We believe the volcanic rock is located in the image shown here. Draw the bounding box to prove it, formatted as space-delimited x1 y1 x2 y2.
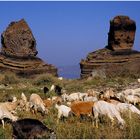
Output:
107 16 136 51
1 19 38 57
0 19 57 77
80 15 140 78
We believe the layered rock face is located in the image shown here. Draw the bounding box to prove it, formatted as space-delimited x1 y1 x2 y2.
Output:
80 15 140 78
0 19 57 77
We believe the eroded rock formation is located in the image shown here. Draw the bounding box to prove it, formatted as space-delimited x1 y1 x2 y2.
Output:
80 15 140 78
0 19 57 77
107 16 136 51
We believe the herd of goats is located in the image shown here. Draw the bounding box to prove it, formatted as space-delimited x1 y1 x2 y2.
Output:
1 80 140 138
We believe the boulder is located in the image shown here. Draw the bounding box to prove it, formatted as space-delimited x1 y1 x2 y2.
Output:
0 19 57 77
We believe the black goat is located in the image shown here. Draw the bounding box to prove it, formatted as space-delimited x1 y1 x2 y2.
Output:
55 85 62 96
43 86 49 94
12 118 56 139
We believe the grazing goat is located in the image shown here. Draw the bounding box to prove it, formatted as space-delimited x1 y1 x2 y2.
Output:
12 118 56 139
92 100 125 128
70 101 94 118
18 93 29 111
43 86 49 95
43 99 53 108
87 89 96 97
12 97 17 102
52 96 62 104
55 103 71 123
117 92 140 105
58 77 63 80
84 96 98 102
0 106 18 128
99 88 115 100
55 85 62 96
115 103 140 116
63 92 88 102
124 95 140 105
29 94 48 115
50 85 55 92
0 101 20 114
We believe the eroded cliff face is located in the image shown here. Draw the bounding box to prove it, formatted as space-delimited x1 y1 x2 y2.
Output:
0 19 57 77
80 15 140 79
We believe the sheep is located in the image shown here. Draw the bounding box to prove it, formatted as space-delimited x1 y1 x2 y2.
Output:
29 94 48 115
70 101 94 119
55 103 71 123
12 118 56 139
0 105 18 128
92 100 125 128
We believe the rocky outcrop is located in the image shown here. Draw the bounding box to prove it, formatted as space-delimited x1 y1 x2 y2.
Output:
80 15 140 78
107 16 136 51
1 19 38 57
0 19 57 77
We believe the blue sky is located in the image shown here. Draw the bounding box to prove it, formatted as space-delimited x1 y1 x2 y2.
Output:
0 1 140 67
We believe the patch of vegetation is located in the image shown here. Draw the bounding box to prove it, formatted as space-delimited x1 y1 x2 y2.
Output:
1 73 19 85
0 73 139 138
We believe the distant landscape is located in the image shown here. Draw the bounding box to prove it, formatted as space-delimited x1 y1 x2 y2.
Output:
58 65 80 79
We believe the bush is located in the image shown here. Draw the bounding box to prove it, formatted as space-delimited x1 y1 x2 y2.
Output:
1 73 19 85
33 74 59 86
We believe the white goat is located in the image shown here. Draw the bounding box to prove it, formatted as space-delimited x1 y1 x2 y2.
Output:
0 106 18 128
19 93 29 111
116 103 140 115
93 100 125 128
55 104 71 123
83 96 98 102
0 101 20 114
50 85 55 92
21 92 27 102
29 94 48 114
63 92 88 102
12 97 17 102
58 77 63 80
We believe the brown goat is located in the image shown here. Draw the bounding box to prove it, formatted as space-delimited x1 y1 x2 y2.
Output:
70 101 94 117
43 99 53 108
